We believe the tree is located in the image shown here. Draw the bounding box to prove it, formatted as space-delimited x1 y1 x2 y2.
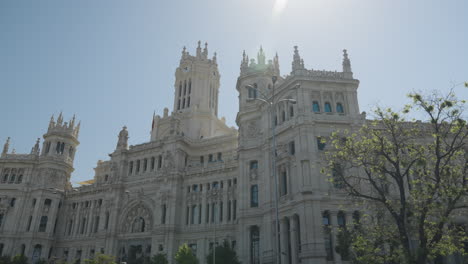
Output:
11 255 28 264
205 241 240 264
324 91 468 264
0 256 12 264
150 253 168 264
174 244 198 264
83 254 117 264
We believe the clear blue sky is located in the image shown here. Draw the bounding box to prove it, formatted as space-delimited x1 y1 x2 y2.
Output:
1 0 467 184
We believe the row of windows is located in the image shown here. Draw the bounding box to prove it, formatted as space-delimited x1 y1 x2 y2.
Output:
187 178 237 193
1 168 25 184
71 199 102 210
312 101 345 114
322 210 361 261
66 212 110 237
0 197 16 207
44 141 75 158
129 156 163 175
177 79 192 110
185 200 237 225
199 152 223 164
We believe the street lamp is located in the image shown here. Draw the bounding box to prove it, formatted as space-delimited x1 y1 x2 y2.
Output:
245 77 298 264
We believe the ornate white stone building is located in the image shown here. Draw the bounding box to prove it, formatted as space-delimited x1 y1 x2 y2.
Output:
0 42 366 264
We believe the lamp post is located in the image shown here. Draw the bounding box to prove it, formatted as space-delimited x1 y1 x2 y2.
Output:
245 77 298 264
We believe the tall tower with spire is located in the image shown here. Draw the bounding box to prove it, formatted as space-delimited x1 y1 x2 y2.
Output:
173 41 220 117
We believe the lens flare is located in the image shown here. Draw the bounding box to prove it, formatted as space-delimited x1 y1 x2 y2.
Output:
273 0 288 16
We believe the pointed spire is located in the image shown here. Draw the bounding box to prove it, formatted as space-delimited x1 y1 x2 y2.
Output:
203 42 208 58
257 46 266 65
342 49 352 75
48 114 55 130
31 138 40 155
70 114 76 128
57 112 63 125
196 40 202 58
292 45 304 72
2 137 10 157
75 121 81 138
274 52 280 75
212 52 217 64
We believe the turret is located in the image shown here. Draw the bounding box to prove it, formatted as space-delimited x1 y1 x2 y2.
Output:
239 46 280 77
291 45 305 73
1 137 10 157
342 49 353 78
41 112 80 164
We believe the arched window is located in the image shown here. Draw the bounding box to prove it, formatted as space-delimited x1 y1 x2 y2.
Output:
324 102 332 113
9 174 15 183
336 103 344 113
2 173 8 183
32 245 42 261
17 174 23 183
44 199 52 207
39 216 48 232
312 101 320 112
250 185 259 207
250 226 260 264
322 211 333 261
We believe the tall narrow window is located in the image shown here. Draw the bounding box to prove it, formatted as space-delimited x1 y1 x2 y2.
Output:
186 206 190 225
312 101 320 112
324 102 332 113
217 152 222 161
206 203 210 223
219 202 223 222
332 163 345 189
158 155 163 169
336 103 344 113
80 218 86 234
280 171 288 196
187 97 190 107
337 211 346 227
289 141 295 155
188 79 192 94
151 157 155 170
68 220 73 235
39 216 48 232
179 82 182 97
136 160 140 173
94 216 100 233
290 106 294 117
105 212 110 230
317 137 326 151
129 161 133 174
233 200 237 220
251 185 259 207
282 110 286 122
250 226 260 264
45 142 51 153
323 211 333 261
191 205 197 224
26 215 32 231
177 100 181 110
161 204 167 224
0 214 4 227
143 158 148 172
227 201 231 221
198 204 202 224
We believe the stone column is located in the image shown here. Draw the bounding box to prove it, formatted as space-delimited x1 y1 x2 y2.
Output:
330 211 341 264
290 217 299 264
280 218 289 264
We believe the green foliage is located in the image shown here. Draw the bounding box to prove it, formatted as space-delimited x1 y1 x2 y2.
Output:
0 256 12 264
324 91 468 264
150 254 168 264
83 254 117 264
205 241 241 264
174 244 198 264
11 255 28 264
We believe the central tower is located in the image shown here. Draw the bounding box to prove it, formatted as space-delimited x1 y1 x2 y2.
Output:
173 41 220 117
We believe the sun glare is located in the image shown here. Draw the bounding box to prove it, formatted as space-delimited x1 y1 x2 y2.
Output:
273 0 288 16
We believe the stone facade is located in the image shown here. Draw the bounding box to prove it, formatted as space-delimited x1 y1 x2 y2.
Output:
2 43 460 264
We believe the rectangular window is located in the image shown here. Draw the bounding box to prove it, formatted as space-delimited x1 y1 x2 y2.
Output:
208 154 213 162
219 202 223 222
151 157 155 170
191 205 196 225
136 160 140 173
217 152 222 161
158 155 163 169
317 137 326 151
198 204 202 224
227 201 231 221
250 160 258 170
129 161 133 174
186 206 190 225
289 141 295 155
200 156 204 165
0 214 3 227
233 200 237 220
281 171 288 196
206 203 210 223
143 158 147 172
161 204 167 224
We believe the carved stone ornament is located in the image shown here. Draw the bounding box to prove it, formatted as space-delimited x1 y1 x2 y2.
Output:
123 203 152 233
244 120 261 138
